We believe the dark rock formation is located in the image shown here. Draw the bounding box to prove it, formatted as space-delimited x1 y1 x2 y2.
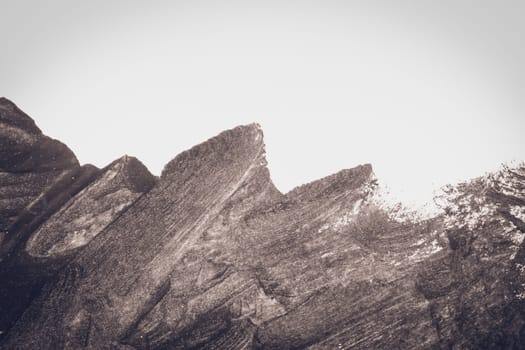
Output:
418 166 525 349
0 98 79 241
0 99 156 342
0 98 524 349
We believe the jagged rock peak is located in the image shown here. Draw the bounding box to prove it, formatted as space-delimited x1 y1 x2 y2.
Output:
1 100 524 349
416 163 525 349
0 98 78 172
25 155 157 259
105 155 157 193
161 123 266 179
286 163 376 202
0 97 41 135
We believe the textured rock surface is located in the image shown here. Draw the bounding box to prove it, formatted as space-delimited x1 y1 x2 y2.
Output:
417 165 525 349
0 97 79 242
0 97 93 338
26 155 157 258
0 98 524 349
0 99 156 341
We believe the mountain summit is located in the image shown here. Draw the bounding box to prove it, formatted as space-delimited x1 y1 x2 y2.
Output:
0 99 524 349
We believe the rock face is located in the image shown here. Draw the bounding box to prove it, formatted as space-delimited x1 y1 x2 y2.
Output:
26 156 157 259
0 97 80 244
0 98 524 349
417 166 525 349
0 99 156 342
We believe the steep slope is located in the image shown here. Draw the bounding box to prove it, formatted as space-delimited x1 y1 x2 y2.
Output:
417 165 525 349
1 119 445 349
0 99 156 341
0 99 524 349
0 97 98 338
0 97 83 252
2 123 278 348
26 155 156 259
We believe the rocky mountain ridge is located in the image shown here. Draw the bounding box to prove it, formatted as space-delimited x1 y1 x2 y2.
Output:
0 98 524 349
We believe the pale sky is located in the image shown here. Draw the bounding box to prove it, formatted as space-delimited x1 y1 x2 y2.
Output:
1 0 524 209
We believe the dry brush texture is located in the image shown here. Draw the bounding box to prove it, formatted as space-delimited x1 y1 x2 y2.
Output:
0 98 524 349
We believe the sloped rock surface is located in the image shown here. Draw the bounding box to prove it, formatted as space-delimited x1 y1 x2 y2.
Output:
0 99 524 349
417 165 525 349
26 155 156 259
0 98 76 172
0 98 79 239
0 97 95 339
0 99 156 341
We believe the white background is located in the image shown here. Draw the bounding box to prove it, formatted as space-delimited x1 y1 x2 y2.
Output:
2 0 524 209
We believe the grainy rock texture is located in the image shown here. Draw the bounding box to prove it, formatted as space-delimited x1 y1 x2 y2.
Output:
0 98 524 349
418 166 525 349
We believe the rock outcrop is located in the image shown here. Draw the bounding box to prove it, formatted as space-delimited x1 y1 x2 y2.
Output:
417 165 525 349
0 98 524 349
0 99 156 342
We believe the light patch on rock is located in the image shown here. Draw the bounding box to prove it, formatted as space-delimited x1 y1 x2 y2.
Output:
321 252 335 259
46 195 134 254
510 205 525 222
26 160 143 257
408 239 442 263
317 198 364 233
230 284 285 325
510 230 525 246
411 238 426 247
